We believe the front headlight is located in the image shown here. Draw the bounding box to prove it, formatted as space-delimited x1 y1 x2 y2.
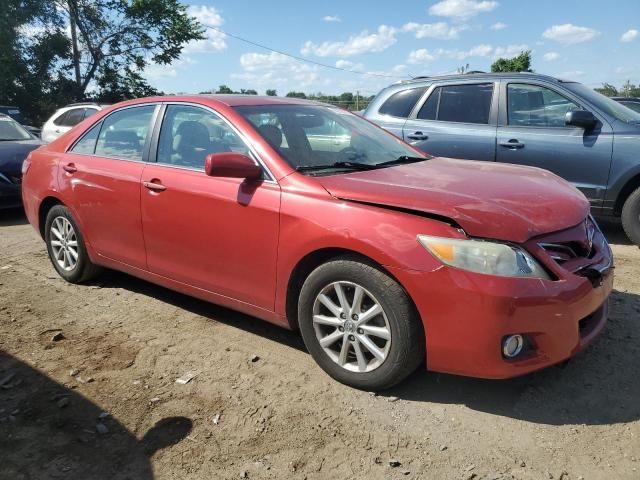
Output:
417 235 550 279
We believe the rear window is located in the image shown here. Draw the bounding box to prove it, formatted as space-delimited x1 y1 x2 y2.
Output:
378 88 426 118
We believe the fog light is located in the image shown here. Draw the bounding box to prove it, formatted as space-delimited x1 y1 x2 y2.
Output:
502 334 524 358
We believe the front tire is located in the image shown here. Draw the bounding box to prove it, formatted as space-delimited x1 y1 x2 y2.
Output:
44 205 100 283
298 257 424 390
621 187 640 246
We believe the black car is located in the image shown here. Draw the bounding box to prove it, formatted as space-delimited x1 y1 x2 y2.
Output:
612 97 640 114
0 105 41 137
0 114 43 209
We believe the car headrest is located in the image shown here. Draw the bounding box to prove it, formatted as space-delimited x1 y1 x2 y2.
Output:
258 124 283 149
172 121 210 153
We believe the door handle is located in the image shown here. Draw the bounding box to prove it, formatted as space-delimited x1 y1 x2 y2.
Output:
407 132 428 141
143 180 167 192
62 163 77 173
499 139 525 149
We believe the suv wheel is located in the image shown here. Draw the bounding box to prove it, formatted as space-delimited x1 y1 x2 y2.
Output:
621 186 640 246
44 205 101 283
298 257 424 390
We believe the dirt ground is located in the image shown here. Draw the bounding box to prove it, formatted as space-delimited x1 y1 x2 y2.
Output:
0 207 639 480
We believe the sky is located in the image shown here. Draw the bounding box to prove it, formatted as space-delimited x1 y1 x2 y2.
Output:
143 0 640 96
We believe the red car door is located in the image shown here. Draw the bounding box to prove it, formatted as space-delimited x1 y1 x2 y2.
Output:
140 104 281 310
58 104 158 269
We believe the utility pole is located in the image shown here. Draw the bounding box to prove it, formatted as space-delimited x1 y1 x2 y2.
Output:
356 90 359 111
68 0 82 98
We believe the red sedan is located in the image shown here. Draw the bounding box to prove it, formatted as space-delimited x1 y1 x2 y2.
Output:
21 95 613 390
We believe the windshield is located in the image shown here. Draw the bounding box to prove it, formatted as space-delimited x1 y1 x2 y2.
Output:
0 116 32 141
234 105 428 174
564 83 640 124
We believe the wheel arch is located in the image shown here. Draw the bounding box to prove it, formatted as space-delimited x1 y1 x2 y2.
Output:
284 247 422 333
614 173 640 215
38 196 64 239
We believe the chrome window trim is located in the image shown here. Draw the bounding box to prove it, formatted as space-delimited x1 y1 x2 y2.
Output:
66 103 159 162
155 101 277 183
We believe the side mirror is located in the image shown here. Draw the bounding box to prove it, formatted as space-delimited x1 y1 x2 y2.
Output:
204 152 262 180
565 110 598 130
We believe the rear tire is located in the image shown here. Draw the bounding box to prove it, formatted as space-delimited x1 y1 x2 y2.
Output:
44 205 101 283
298 257 424 390
621 187 640 246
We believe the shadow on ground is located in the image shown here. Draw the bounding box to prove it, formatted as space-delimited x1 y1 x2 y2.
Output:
0 351 192 480
90 269 308 353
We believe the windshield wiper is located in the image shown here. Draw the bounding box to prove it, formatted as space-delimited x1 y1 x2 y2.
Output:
296 161 378 173
374 155 428 168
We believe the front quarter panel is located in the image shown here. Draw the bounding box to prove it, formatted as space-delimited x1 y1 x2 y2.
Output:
274 174 462 317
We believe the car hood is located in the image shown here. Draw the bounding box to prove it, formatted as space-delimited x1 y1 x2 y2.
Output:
0 140 43 176
315 158 589 243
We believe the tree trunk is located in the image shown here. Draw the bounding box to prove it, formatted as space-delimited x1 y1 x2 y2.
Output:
67 0 82 99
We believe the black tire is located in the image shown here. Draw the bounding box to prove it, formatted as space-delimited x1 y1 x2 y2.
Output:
44 205 101 283
621 187 640 246
298 256 425 391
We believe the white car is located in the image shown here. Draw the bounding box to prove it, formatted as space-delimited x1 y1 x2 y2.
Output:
41 103 109 143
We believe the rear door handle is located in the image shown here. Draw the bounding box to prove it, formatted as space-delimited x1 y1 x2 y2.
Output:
62 163 77 173
499 140 525 149
407 132 428 141
143 180 167 192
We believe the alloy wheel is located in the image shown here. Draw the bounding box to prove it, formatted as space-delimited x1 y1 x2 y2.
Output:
312 281 391 373
50 216 79 272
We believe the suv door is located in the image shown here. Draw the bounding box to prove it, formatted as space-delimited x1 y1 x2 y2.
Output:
402 82 498 161
59 104 158 269
496 81 613 207
140 103 281 310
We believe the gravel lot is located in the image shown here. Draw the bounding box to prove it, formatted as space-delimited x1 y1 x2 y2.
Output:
1 207 639 480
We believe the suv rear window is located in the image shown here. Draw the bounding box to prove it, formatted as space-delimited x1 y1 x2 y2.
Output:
418 83 493 124
378 88 426 118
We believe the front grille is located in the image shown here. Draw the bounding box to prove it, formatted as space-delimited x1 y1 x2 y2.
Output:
537 217 598 269
539 241 594 265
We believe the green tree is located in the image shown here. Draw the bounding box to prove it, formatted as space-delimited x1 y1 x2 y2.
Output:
594 83 619 97
0 0 72 122
285 91 307 99
266 89 277 96
216 85 234 94
1 0 202 121
491 50 533 73
239 89 258 95
60 0 203 100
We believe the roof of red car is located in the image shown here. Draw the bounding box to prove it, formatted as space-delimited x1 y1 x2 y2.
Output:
120 94 328 108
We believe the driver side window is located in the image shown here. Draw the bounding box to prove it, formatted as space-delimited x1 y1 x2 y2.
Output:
157 105 249 169
507 84 580 127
